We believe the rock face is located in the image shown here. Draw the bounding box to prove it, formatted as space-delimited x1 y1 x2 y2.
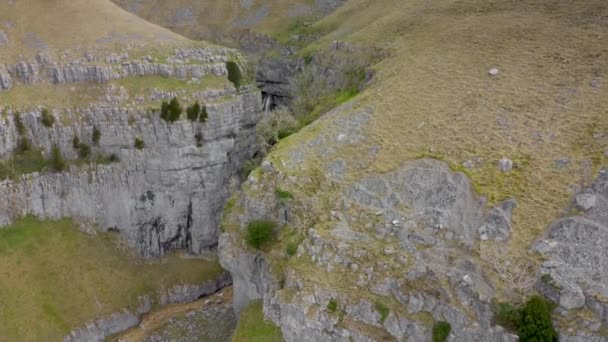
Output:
535 170 608 322
0 88 261 258
219 158 519 341
256 57 303 109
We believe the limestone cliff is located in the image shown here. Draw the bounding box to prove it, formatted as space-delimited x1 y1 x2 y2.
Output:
0 47 262 258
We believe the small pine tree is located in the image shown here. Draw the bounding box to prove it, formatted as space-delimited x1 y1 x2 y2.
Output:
51 144 65 172
199 105 208 123
186 101 200 121
432 321 451 342
41 108 55 127
92 126 101 146
168 97 182 122
160 101 170 121
226 61 243 89
72 135 80 149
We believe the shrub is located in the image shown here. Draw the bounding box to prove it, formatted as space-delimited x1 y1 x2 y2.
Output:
199 105 208 123
41 108 55 127
134 137 145 150
277 127 296 140
77 143 91 159
50 144 65 172
168 97 182 122
194 132 203 147
160 101 170 121
226 61 243 89
327 298 338 313
72 136 80 149
517 296 556 342
13 113 26 136
432 321 452 342
186 101 200 121
92 127 101 146
245 220 276 249
375 301 390 323
492 302 521 331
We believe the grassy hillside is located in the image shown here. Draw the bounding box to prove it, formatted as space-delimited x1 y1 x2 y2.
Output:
111 0 337 44
0 216 223 341
270 0 608 255
0 0 193 63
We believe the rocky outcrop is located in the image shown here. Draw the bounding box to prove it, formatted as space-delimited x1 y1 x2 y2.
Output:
536 170 608 326
0 47 234 91
64 272 232 342
219 158 520 341
0 87 261 258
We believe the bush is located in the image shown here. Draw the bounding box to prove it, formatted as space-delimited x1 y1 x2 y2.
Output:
245 220 276 249
375 301 390 323
199 105 208 123
168 97 182 122
186 101 200 121
134 137 145 150
92 126 101 146
13 113 26 136
327 298 338 313
41 108 55 127
226 61 243 89
256 106 297 150
77 143 91 159
50 144 65 172
517 296 556 342
160 101 170 121
72 136 80 149
432 321 452 342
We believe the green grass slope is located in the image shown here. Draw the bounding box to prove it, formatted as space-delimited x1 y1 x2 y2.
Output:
0 216 223 341
0 0 194 63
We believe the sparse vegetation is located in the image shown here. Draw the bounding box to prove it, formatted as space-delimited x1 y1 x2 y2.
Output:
286 241 300 256
245 220 276 249
134 137 145 150
226 61 243 89
275 188 293 202
195 132 203 147
41 108 55 127
13 112 26 136
327 298 339 313
92 126 101 146
432 321 452 342
199 105 208 123
375 301 390 323
77 143 91 159
50 144 65 172
232 300 282 342
0 149 48 180
72 135 80 149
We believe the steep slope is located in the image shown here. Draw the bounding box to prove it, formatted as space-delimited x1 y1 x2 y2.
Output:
219 0 608 340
